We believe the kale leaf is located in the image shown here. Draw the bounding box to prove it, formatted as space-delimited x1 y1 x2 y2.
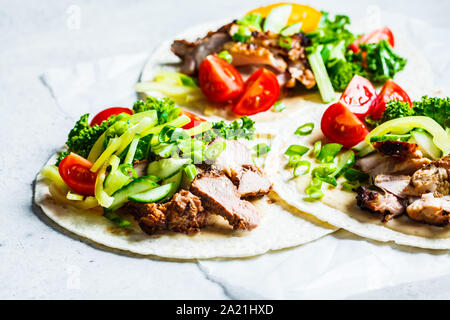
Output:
413 96 450 131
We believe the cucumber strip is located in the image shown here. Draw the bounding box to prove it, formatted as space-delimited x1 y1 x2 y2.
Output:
160 171 183 202
146 158 191 179
87 132 106 163
129 183 174 203
333 150 356 178
369 134 411 143
103 210 131 227
185 121 212 137
411 130 442 159
107 176 159 211
263 4 292 33
352 140 375 158
307 47 336 103
141 115 191 138
124 135 140 165
94 158 115 208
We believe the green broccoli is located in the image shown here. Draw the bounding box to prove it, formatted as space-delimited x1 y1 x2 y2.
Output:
201 116 256 142
133 96 181 125
64 114 112 160
359 40 407 83
413 96 450 131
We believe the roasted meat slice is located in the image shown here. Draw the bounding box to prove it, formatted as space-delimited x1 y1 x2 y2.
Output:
374 174 411 198
190 171 260 230
355 186 406 222
372 140 421 159
127 190 207 234
356 153 430 178
406 194 450 226
171 26 232 75
212 138 271 198
223 41 287 72
405 155 450 197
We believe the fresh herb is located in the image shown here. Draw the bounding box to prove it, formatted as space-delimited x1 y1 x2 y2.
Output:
272 101 286 112
413 96 450 131
132 96 181 125
285 144 310 157
295 123 315 136
253 143 271 156
217 50 233 64
202 116 256 142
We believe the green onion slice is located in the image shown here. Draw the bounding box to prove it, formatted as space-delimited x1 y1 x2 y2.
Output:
184 164 198 181
285 144 309 157
343 169 369 182
217 50 233 64
313 141 322 157
342 180 360 192
273 101 286 112
205 141 226 160
253 143 271 156
317 143 343 163
293 160 311 177
295 122 315 136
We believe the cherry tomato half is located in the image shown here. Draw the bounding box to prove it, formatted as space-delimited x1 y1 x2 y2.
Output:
198 55 244 103
339 75 377 118
349 26 394 53
181 110 206 129
90 107 133 127
321 102 370 148
232 68 280 116
58 153 97 195
369 79 411 120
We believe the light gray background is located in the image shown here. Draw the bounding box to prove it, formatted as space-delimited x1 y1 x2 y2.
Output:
1 0 449 299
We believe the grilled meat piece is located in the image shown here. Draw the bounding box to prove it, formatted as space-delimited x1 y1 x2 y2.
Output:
355 186 406 222
356 153 431 178
405 155 450 197
171 25 232 75
374 174 411 198
406 193 450 226
127 190 207 235
190 171 260 230
372 140 421 159
212 138 272 198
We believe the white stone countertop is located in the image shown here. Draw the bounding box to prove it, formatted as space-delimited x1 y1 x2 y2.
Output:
1 0 449 299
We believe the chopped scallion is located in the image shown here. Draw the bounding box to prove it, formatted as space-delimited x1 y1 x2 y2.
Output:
295 123 315 136
253 143 271 156
284 144 309 157
293 160 311 177
272 101 286 112
317 143 343 163
217 50 233 64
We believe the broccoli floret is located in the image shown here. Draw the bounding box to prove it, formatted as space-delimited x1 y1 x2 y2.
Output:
413 96 450 131
381 100 415 122
326 58 367 91
55 151 69 166
64 114 111 160
359 40 407 83
133 96 181 125
202 116 256 142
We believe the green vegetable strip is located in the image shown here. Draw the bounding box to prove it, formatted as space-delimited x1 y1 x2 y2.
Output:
285 144 310 157
143 115 190 141
253 143 271 156
317 143 343 163
344 169 369 182
124 135 140 165
295 123 315 136
103 210 131 228
313 141 322 157
184 164 198 181
87 132 106 163
307 47 336 103
94 157 115 208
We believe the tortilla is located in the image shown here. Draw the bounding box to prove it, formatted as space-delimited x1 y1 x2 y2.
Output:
264 100 450 250
34 134 335 259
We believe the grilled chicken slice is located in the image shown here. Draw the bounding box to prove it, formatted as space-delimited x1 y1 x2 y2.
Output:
374 174 411 198
372 140 422 159
190 171 260 230
406 194 450 226
355 186 405 222
405 155 450 197
212 138 272 198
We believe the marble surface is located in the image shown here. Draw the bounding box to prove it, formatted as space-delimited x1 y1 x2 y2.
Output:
1 0 450 299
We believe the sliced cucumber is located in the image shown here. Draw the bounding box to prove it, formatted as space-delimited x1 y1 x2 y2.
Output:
411 130 442 159
333 150 356 178
129 183 174 203
160 171 183 202
146 158 190 179
107 176 159 211
352 140 375 158
263 4 292 33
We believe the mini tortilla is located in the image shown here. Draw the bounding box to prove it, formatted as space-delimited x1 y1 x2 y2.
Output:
34 134 335 260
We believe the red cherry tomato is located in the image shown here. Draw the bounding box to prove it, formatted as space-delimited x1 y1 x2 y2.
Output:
369 79 411 120
232 68 280 116
349 26 395 53
339 75 377 118
181 110 206 129
198 55 244 103
90 107 133 126
58 153 97 195
321 102 370 148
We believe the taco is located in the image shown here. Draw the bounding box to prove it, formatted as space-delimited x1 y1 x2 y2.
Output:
35 97 335 259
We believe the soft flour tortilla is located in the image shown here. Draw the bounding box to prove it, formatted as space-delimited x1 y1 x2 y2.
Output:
34 134 335 260
264 101 450 250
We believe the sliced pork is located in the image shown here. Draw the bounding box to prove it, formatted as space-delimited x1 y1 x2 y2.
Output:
374 174 411 198
406 194 450 226
355 186 405 222
372 140 421 159
406 155 450 197
127 190 208 235
190 171 260 230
